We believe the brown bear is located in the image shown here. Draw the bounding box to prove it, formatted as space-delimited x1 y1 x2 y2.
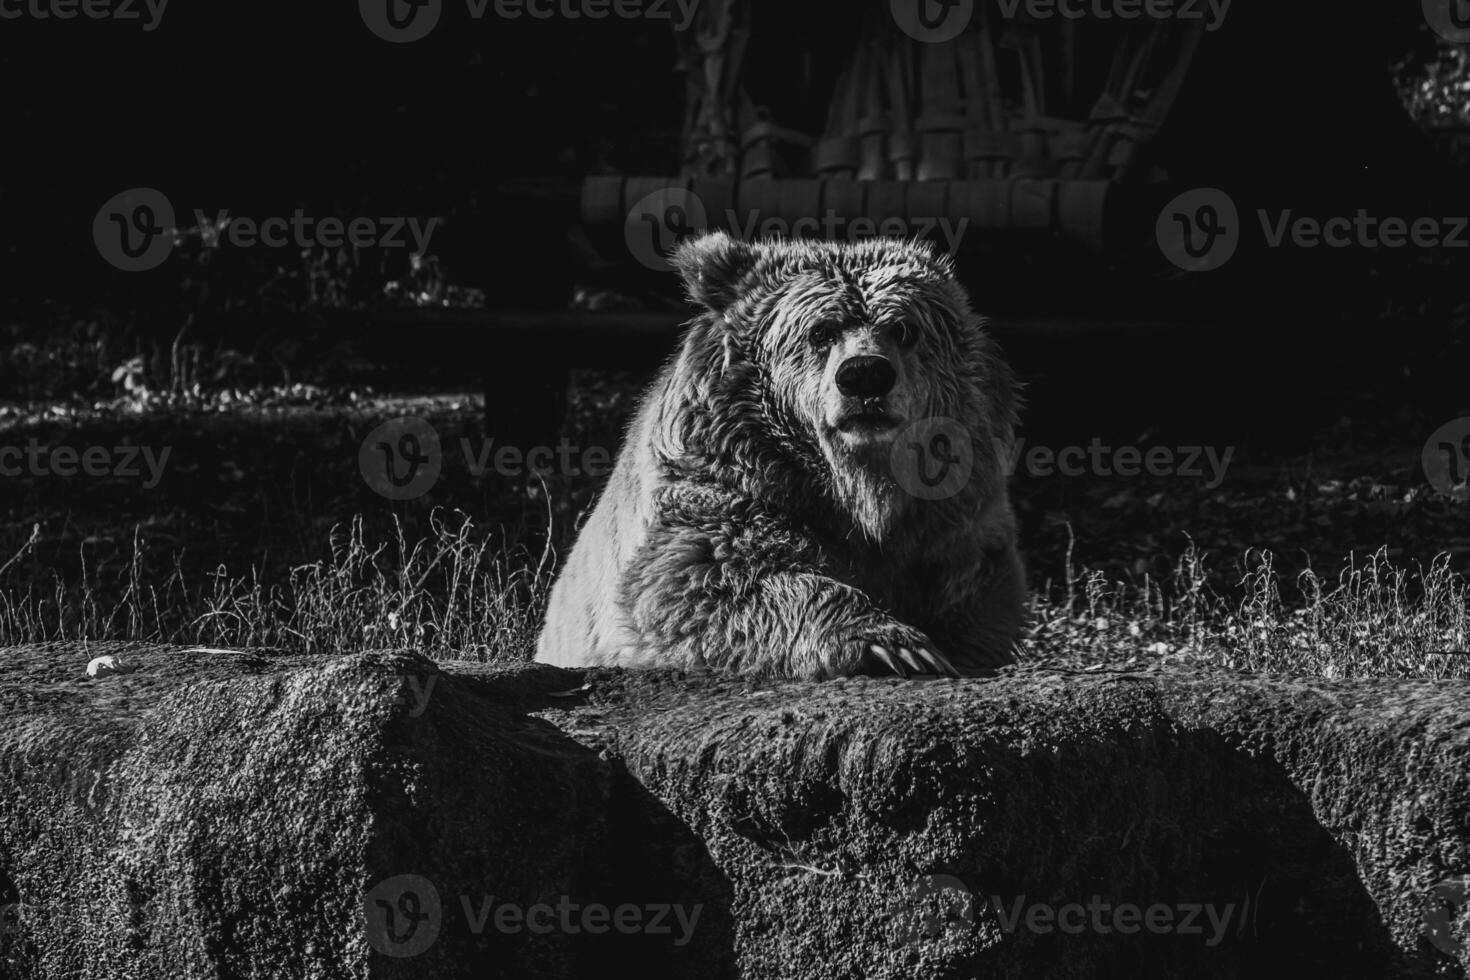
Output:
535 230 1026 678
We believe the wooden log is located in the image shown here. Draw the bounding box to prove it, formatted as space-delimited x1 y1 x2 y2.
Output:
1010 178 1057 232
1057 180 1112 251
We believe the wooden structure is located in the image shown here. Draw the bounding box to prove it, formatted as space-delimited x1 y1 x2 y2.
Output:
467 1 1212 447
577 0 1206 251
356 3 1444 451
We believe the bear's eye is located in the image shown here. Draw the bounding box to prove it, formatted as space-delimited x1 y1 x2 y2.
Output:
809 319 843 349
893 320 920 349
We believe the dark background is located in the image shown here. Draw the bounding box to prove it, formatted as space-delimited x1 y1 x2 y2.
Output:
0 2 1460 307
1 2 1468 466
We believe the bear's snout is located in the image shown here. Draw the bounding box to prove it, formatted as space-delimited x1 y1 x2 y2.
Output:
835 355 897 400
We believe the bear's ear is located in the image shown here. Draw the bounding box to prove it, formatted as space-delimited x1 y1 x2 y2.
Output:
908 236 956 278
670 231 757 315
930 247 957 279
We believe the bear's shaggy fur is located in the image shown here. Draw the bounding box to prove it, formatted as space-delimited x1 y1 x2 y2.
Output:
535 231 1026 678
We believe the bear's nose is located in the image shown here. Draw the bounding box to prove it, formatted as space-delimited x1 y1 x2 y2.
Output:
835 355 897 399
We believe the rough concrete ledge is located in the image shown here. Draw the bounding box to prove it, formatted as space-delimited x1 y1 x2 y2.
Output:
1 643 1468 979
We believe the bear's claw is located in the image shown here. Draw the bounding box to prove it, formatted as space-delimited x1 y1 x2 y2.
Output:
868 644 904 676
921 646 963 678
866 642 961 679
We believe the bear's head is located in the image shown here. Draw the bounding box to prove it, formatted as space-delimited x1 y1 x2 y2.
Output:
668 231 1018 543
